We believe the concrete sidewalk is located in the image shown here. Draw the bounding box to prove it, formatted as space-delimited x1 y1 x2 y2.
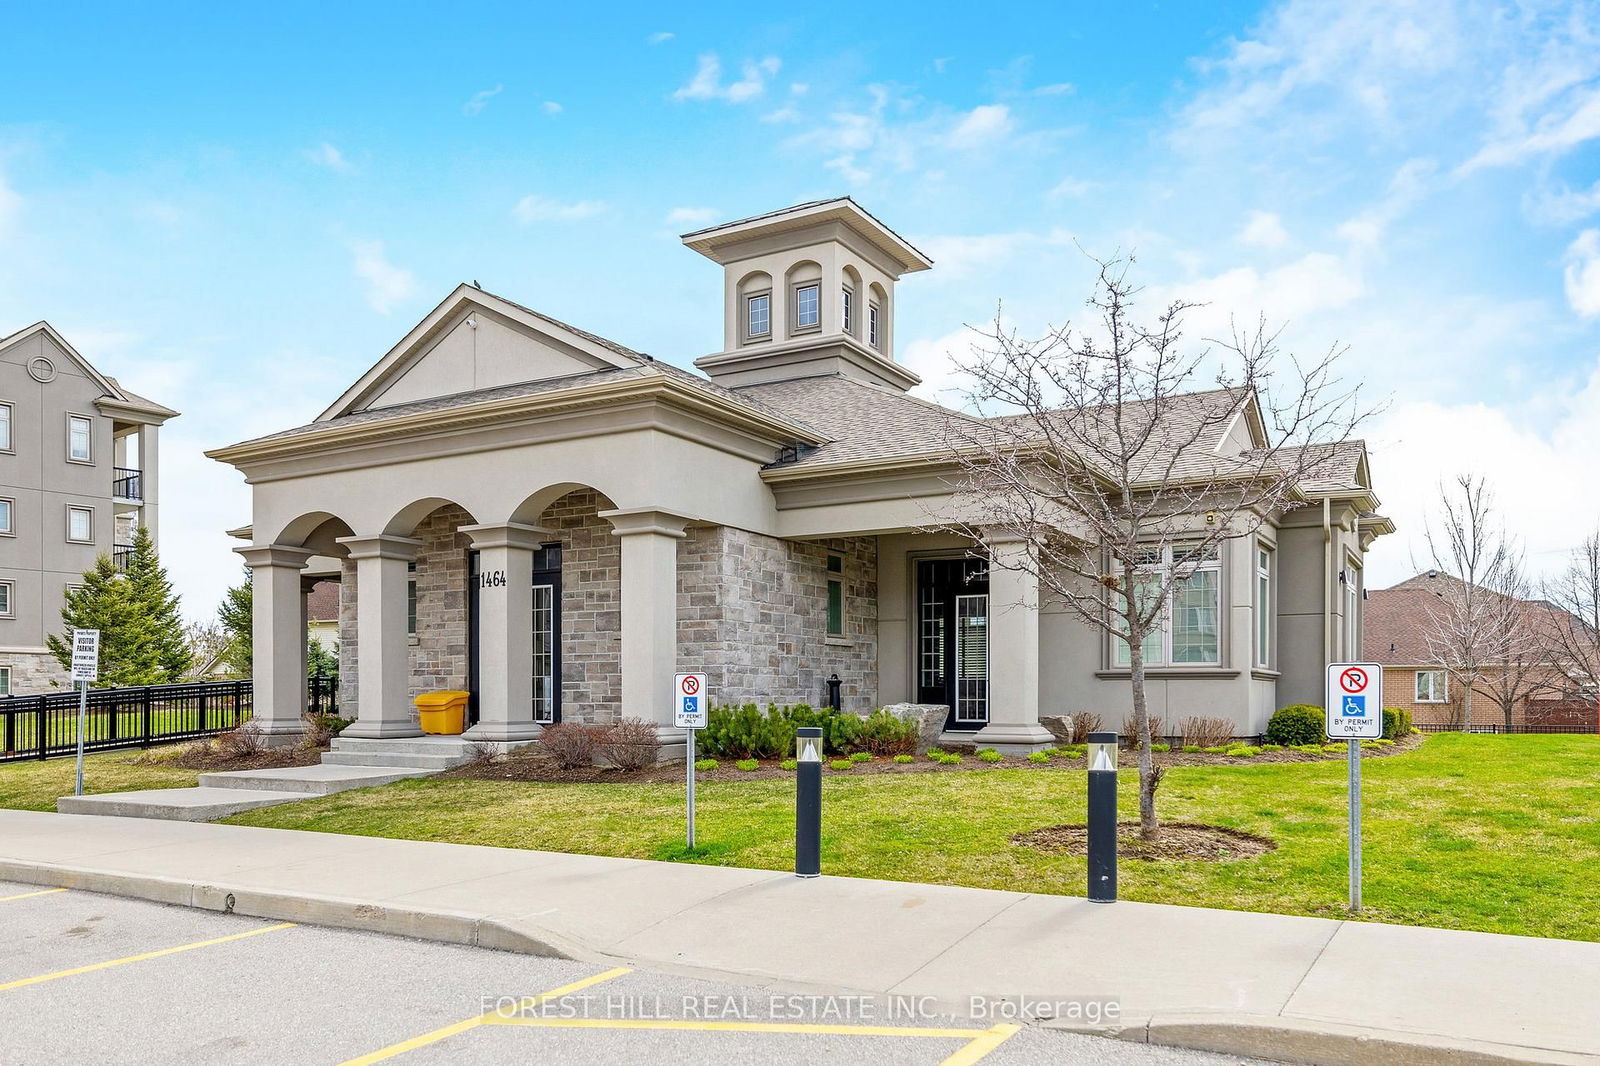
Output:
0 810 1593 1066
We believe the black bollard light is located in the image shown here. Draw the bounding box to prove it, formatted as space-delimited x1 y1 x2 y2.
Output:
1086 731 1118 903
826 674 842 711
795 726 822 878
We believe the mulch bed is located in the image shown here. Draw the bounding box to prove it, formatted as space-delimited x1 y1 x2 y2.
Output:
130 742 324 773
441 732 1426 785
1012 821 1278 862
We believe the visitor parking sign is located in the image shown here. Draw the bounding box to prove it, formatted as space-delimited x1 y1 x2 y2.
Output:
1325 662 1383 739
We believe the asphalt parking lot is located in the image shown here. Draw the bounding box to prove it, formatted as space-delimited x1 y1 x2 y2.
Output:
0 881 1273 1065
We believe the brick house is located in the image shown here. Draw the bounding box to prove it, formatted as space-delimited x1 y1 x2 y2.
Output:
1366 571 1598 731
209 199 1391 756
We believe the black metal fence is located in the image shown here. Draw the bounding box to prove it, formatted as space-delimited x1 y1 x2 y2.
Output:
1414 722 1599 735
112 466 143 501
0 676 341 763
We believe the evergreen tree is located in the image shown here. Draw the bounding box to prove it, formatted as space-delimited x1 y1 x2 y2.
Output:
121 526 191 682
46 555 143 687
307 636 339 678
217 567 253 677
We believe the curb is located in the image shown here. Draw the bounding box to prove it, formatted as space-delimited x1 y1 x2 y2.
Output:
1045 1013 1600 1066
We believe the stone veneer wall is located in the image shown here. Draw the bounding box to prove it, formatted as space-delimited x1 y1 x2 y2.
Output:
0 650 71 695
541 489 622 724
678 528 878 711
407 506 473 697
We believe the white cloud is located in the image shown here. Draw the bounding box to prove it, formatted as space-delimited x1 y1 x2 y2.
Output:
350 239 420 314
672 54 781 103
947 104 1014 149
1047 176 1094 199
463 85 504 116
902 327 984 405
303 142 353 174
512 196 607 224
664 206 719 228
1526 178 1600 225
761 106 800 124
825 154 871 185
541 101 563 115
1033 82 1075 96
1238 210 1289 249
1564 229 1600 317
647 31 674 45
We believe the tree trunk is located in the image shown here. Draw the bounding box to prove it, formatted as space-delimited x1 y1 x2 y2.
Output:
1127 633 1158 841
1462 684 1474 733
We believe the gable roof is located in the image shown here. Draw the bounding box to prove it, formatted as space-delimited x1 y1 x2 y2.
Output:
1367 572 1571 666
317 284 650 421
0 321 179 422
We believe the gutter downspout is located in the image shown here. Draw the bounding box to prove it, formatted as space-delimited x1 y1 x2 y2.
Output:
1323 498 1333 667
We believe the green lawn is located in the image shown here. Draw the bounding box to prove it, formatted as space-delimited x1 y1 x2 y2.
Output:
213 734 1600 941
0 748 199 811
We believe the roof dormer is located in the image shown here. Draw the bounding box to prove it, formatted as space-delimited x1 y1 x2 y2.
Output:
681 198 932 392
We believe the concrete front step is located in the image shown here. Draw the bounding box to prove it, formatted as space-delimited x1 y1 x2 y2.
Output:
319 751 468 770
56 787 303 822
198 764 440 794
329 736 485 757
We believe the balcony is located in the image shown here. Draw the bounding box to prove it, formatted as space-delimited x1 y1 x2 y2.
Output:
112 467 143 501
113 543 135 571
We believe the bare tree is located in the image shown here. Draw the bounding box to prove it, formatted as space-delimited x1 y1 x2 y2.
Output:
937 255 1370 841
1419 477 1522 731
1541 532 1600 710
182 620 231 682
1473 553 1554 732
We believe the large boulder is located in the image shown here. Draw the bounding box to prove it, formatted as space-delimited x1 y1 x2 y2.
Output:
878 703 949 753
1039 715 1076 745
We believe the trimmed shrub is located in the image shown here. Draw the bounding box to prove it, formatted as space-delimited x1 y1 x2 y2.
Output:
1179 716 1236 749
539 722 599 769
856 709 920 756
849 751 873 763
1382 707 1413 739
1266 705 1325 747
700 702 874 759
977 748 1003 763
735 759 760 772
595 717 659 771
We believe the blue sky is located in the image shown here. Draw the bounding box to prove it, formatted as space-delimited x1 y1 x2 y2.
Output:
5 0 1600 616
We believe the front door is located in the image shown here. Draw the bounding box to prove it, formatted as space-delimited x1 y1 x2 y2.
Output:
915 559 990 731
468 544 564 726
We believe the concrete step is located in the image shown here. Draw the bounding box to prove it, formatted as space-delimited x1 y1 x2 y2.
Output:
56 787 303 822
197 764 440 795
319 751 469 770
329 736 481 757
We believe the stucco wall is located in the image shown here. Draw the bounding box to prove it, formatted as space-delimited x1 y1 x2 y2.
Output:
679 527 878 711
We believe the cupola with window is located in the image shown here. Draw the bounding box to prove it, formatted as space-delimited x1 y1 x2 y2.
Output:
679 198 932 391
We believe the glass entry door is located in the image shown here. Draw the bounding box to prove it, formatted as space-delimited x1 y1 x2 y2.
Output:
468 545 563 726
916 559 990 731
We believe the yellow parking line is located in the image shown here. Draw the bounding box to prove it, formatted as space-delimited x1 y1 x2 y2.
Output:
0 921 294 993
0 888 67 903
942 1022 1022 1065
338 966 633 1066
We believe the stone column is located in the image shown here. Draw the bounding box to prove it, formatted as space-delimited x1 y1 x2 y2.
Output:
236 545 315 747
972 534 1055 754
600 508 690 750
336 534 424 739
460 522 549 742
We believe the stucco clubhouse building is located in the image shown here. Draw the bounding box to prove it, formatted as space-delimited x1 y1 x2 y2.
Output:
210 199 1391 754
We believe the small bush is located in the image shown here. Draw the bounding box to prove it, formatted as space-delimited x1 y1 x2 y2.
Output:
1292 743 1324 753
1120 714 1166 747
735 758 760 771
540 722 599 769
214 722 265 760
830 758 854 770
1027 751 1050 764
937 751 963 764
1265 705 1325 747
977 748 1002 763
925 747 947 759
595 717 659 771
1323 744 1344 753
1181 745 1202 754
1067 711 1104 742
694 758 719 772
1202 746 1228 754
1382 707 1414 739
1051 745 1085 759
1225 745 1261 757
1179 716 1235 749
856 709 920 756
849 750 873 763
892 754 914 764
299 713 350 749
1259 743 1283 752
1150 742 1171 753
780 758 798 771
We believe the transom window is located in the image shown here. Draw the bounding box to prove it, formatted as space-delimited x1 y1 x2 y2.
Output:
1112 542 1223 667
1256 546 1273 668
0 402 11 451
1416 670 1448 703
67 505 93 543
794 283 820 330
68 415 92 462
746 293 771 338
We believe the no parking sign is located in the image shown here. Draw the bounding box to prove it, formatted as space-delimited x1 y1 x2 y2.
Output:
1325 663 1383 740
675 673 707 729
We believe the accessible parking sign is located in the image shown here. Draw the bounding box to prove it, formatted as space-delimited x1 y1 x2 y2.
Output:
1325 662 1383 740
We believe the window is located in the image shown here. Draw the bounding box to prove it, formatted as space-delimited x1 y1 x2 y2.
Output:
407 562 418 636
0 401 11 451
67 505 93 543
841 288 854 334
0 497 11 536
794 283 820 330
1256 546 1273 668
868 302 881 348
1416 670 1448 703
1112 542 1223 667
826 553 845 637
1344 567 1361 658
68 415 92 463
0 667 10 697
746 293 771 339
0 580 11 617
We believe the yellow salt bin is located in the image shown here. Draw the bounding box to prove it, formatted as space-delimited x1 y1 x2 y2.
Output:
415 690 470 735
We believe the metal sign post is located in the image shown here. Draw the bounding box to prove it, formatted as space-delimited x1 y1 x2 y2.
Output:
70 629 100 797
1326 661 1382 912
675 672 708 850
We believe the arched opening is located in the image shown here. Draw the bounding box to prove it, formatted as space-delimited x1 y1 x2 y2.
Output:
737 270 773 344
785 260 823 336
867 282 889 352
841 265 863 339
